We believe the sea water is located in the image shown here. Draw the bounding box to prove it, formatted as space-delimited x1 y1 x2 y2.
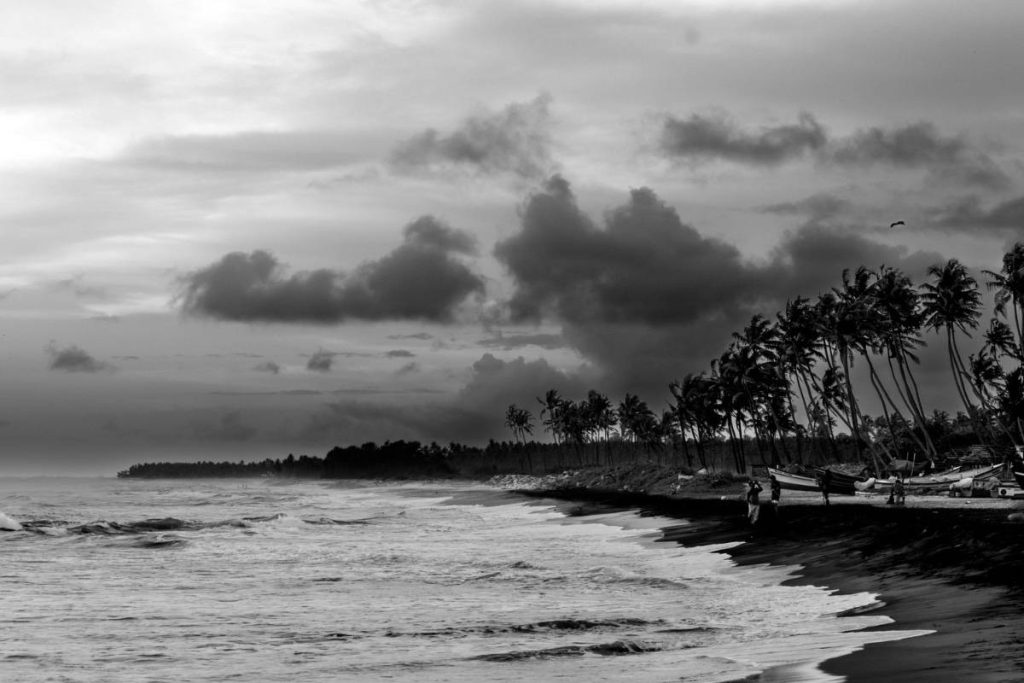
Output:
0 478 926 682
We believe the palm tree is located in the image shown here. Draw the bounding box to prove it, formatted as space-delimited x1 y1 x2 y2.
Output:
984 242 1024 349
920 259 987 442
537 389 567 444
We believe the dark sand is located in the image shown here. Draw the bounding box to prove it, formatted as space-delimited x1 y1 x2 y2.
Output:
517 488 1024 682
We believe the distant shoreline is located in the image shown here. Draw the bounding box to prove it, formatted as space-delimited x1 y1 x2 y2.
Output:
512 486 1024 682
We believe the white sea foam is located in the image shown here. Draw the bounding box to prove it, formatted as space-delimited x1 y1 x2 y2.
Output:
0 510 21 530
0 478 925 682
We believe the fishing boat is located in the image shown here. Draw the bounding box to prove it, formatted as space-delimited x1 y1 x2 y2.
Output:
870 463 1003 491
766 467 819 492
766 467 858 495
1012 448 1024 490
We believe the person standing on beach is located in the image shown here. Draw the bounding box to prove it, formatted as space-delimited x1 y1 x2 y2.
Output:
818 470 832 506
746 480 763 524
769 475 781 506
893 476 906 506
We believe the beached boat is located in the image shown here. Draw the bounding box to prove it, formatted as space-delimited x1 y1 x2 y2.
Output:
1011 449 1024 490
869 463 1002 491
767 467 819 492
766 467 858 495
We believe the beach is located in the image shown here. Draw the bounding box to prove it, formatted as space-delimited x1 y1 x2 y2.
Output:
512 480 1024 682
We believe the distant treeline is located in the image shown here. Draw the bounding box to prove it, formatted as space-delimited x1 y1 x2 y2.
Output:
117 434 864 480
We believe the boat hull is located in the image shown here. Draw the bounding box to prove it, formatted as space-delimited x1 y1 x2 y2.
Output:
767 468 820 492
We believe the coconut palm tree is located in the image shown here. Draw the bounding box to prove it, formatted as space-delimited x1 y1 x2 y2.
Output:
920 259 987 442
984 242 1024 349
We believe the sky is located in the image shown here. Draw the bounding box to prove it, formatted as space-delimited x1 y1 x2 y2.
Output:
2 0 1024 475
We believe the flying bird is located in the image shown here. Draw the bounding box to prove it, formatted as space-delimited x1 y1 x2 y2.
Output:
889 220 905 229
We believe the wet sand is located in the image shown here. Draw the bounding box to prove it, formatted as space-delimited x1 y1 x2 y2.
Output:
518 487 1024 682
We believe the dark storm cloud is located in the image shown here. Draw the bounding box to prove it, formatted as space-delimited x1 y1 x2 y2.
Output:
829 121 1009 189
122 130 369 171
46 344 114 373
178 216 484 323
495 177 948 399
307 350 335 373
385 350 415 358
659 112 827 165
934 194 1024 229
253 361 281 374
390 94 554 178
494 175 764 325
761 193 851 221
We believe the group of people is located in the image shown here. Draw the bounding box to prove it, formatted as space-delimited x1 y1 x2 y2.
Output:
887 476 906 505
745 469 908 524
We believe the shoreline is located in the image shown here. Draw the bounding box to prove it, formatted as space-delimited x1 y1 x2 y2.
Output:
514 487 1024 682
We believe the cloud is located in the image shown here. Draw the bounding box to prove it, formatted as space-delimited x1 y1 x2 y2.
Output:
395 361 419 376
390 94 554 178
494 176 949 398
494 175 765 326
933 194 1024 229
658 111 1008 188
829 121 1008 189
307 350 335 373
254 361 281 374
659 112 826 165
46 344 114 373
388 332 434 340
761 193 851 221
477 332 566 350
386 350 415 358
178 216 484 323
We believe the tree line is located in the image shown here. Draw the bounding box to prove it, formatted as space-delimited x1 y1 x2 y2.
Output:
506 245 1024 476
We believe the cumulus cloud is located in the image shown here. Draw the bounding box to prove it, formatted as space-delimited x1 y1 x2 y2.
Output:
390 94 554 178
178 216 484 323
494 176 948 397
46 344 114 373
660 112 826 165
494 175 766 325
307 350 335 373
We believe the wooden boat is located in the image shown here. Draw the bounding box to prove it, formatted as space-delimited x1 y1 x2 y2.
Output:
766 467 858 495
1011 448 1024 489
814 468 860 495
767 467 819 492
870 463 1002 491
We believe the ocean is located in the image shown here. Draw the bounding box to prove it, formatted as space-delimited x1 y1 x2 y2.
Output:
0 478 926 682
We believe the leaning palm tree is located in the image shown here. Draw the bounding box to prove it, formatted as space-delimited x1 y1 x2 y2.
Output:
984 242 1024 350
920 259 987 442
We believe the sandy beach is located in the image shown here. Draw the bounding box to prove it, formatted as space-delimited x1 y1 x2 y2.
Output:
512 483 1024 682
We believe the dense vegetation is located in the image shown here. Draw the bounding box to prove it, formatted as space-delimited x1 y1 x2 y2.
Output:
121 244 1024 480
